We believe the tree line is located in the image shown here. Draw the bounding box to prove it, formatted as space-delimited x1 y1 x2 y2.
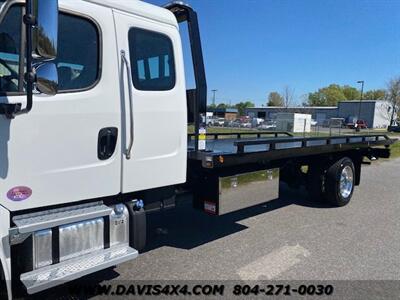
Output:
207 76 400 120
267 77 400 108
207 101 255 116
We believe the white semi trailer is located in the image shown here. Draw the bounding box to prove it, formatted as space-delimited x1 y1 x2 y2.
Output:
0 0 396 298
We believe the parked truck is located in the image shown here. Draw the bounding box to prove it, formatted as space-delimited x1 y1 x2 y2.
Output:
0 0 396 298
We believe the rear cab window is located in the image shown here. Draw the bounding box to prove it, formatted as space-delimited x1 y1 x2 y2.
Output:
128 28 175 91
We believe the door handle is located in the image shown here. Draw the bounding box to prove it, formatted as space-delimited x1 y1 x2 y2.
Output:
121 50 134 160
98 127 118 160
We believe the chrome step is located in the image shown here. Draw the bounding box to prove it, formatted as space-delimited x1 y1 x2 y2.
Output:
20 244 138 294
12 201 112 234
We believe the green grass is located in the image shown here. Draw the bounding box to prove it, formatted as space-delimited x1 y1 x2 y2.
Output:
390 141 400 159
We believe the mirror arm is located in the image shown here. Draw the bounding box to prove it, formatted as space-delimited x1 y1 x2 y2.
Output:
21 0 34 115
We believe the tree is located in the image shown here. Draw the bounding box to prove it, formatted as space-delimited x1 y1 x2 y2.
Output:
363 89 386 100
306 84 346 106
342 85 361 100
216 103 228 109
386 77 400 125
207 103 217 110
235 101 255 116
282 85 295 108
267 92 284 106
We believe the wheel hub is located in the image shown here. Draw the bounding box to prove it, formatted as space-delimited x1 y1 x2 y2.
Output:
339 165 354 198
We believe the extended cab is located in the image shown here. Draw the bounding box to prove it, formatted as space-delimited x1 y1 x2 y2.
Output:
0 1 396 299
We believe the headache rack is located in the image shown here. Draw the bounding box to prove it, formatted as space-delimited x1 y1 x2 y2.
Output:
188 133 396 169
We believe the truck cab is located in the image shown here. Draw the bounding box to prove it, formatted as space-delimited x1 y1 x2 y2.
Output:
0 0 188 211
0 1 396 299
0 0 197 297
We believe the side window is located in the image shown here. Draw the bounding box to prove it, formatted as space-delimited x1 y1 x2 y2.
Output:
128 28 175 91
0 7 99 94
0 5 23 94
56 13 100 91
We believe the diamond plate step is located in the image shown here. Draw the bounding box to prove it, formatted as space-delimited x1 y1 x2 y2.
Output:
13 201 112 234
21 244 138 294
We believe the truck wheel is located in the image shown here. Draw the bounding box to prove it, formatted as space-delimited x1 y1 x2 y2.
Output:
325 157 355 207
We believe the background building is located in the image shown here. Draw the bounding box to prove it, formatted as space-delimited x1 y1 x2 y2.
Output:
245 100 393 128
337 101 392 128
209 108 238 120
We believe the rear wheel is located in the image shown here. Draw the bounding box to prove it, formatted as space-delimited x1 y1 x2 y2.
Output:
325 157 355 207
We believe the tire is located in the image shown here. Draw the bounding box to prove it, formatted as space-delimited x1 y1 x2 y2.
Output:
325 157 355 207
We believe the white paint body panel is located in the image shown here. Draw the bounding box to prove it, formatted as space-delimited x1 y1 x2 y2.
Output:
0 1 122 212
84 0 178 28
0 205 11 299
0 0 187 212
114 10 187 193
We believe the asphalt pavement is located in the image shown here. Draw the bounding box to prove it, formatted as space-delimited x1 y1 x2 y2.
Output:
36 158 400 299
114 158 400 282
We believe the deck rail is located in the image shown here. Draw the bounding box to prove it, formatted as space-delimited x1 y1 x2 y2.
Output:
187 131 293 142
234 134 391 154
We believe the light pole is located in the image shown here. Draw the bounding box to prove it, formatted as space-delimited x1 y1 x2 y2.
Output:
211 89 217 106
357 80 364 120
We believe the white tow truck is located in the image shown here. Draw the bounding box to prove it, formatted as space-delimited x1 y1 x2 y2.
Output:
0 0 396 298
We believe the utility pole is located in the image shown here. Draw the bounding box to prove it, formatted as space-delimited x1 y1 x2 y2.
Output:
211 89 217 106
357 80 364 120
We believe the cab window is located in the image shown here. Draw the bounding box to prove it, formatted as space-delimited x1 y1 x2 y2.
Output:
0 5 23 94
129 28 176 91
0 6 100 94
56 13 100 91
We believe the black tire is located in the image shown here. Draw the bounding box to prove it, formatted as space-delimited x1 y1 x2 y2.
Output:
307 164 327 202
325 157 355 207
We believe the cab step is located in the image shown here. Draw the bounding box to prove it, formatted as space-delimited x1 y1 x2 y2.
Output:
20 243 138 294
12 201 112 234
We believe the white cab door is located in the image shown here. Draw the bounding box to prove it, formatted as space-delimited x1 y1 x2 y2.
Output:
114 11 187 193
0 1 121 211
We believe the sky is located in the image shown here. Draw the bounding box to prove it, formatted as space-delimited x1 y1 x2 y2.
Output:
145 0 400 106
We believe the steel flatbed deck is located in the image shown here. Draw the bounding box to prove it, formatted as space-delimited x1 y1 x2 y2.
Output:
188 132 396 169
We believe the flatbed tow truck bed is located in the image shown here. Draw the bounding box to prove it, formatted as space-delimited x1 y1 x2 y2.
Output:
188 131 396 169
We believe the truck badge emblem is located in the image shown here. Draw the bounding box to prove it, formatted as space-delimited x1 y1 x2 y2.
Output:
7 186 32 201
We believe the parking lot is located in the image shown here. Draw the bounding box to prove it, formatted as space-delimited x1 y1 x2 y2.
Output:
36 157 400 299
112 158 400 282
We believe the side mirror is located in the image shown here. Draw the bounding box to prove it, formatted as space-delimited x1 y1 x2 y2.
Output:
35 63 58 95
32 0 58 60
0 0 58 118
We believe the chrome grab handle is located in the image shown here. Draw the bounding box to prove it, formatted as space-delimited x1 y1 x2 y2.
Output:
121 50 134 160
